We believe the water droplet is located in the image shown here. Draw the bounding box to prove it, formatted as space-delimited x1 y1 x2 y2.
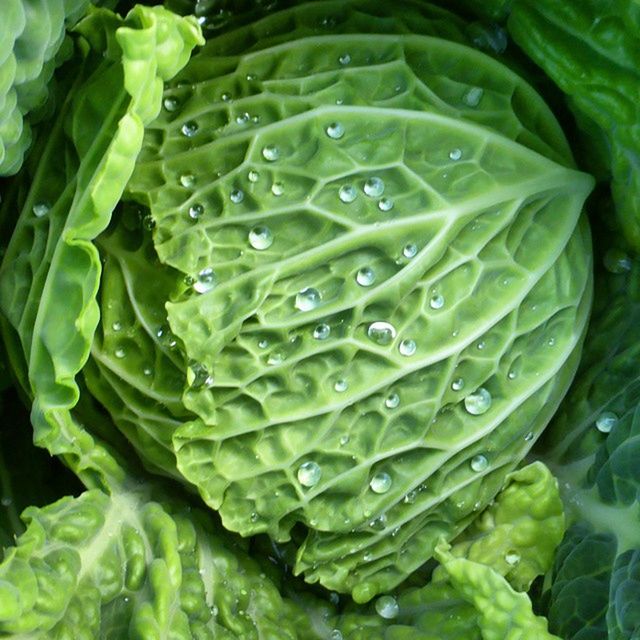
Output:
248 226 273 250
363 177 385 197
262 145 280 161
295 287 322 311
547 337 556 346
248 169 260 183
163 96 179 112
230 189 244 204
363 552 373 562
470 454 489 472
404 490 417 504
339 434 350 446
403 243 418 258
524 431 534 441
221 92 232 102
142 215 155 231
356 266 376 287
329 630 343 640
187 360 215 389
367 321 397 346
143 366 153 376
115 347 126 359
338 53 351 65
258 339 269 349
505 551 521 566
271 181 284 196
181 121 199 137
370 472 392 494
334 378 348 392
596 411 618 433
325 122 345 139
193 267 216 293
235 112 250 124
464 388 492 415
246 73 258 81
313 323 331 340
463 86 484 107
449 148 463 161
378 197 394 212
297 461 321 487
338 184 357 203
1 496 12 507
399 339 416 356
369 514 387 531
32 202 50 217
156 324 177 349
476 340 486 350
603 248 632 274
507 370 517 380
267 351 284 365
111 321 122 332
429 294 444 309
385 392 400 409
375 595 399 619
189 203 204 220
250 512 259 523
451 377 465 391
180 173 196 188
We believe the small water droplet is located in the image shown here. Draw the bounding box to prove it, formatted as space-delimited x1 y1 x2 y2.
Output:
250 512 259 523
187 360 215 390
235 112 250 124
404 490 417 504
295 287 322 311
267 351 284 365
507 370 517 380
369 514 387 531
338 53 351 65
32 202 50 217
399 339 416 356
313 323 331 340
143 366 153 376
329 630 344 640
429 294 444 309
339 434 350 446
181 121 199 137
375 595 399 619
385 392 400 409
258 339 269 349
463 86 484 107
547 337 556 346
464 388 492 415
180 173 196 188
262 145 280 161
325 122 345 139
403 243 418 258
595 411 618 433
221 92 232 102
230 189 244 204
189 203 204 220
476 340 486 350
470 454 489 472
156 324 177 349
505 551 521 566
115 347 126 359
338 184 357 203
248 226 273 250
370 472 392 494
356 266 376 287
334 378 348 392
271 181 284 196
524 431 534 441
367 321 397 346
111 321 122 332
449 148 463 161
297 461 321 487
248 169 260 183
193 267 216 293
451 377 465 391
378 197 394 212
603 248 632 274
363 177 385 197
163 96 179 112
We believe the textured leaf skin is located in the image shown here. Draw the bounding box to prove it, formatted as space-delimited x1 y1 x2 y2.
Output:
101 0 594 600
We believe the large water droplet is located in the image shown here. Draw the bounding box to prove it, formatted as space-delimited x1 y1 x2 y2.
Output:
448 148 463 161
295 287 322 311
180 173 196 188
262 145 280 161
363 177 385 197
297 461 321 487
470 454 489 472
385 392 400 409
451 377 465 391
189 203 204 220
429 294 444 309
271 181 284 196
193 267 216 293
370 472 392 494
367 321 397 346
181 121 199 137
356 266 376 287
163 96 179 112
313 323 331 340
375 595 399 619
338 184 357 203
325 122 345 139
399 339 416 356
334 378 348 393
464 388 492 415
403 243 418 258
248 226 273 250
463 86 484 107
230 189 244 204
378 197 394 212
595 411 618 433
32 202 50 217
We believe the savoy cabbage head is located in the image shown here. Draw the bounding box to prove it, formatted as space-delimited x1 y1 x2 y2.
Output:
0 0 637 639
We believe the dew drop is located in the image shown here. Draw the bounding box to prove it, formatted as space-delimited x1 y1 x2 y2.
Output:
325 122 345 139
180 173 196 188
507 370 517 380
603 248 632 274
339 435 350 446
385 392 400 409
524 431 534 441
271 181 284 196
334 378 348 393
313 323 331 340
248 169 260 183
403 243 418 258
193 267 216 293
189 203 204 220
470 454 489 472
369 514 387 531
399 339 416 357
250 512 259 523
451 377 465 391
143 366 153 376
295 287 322 311
429 294 444 309
156 325 177 349
476 340 486 350
267 351 284 365
338 53 351 65
230 189 244 204
330 630 344 640
464 388 492 415
297 461 321 487
235 112 250 124
111 321 122 332
505 551 521 566
338 184 357 203
114 347 126 359
248 226 273 250
449 148 463 161
356 266 376 287
32 202 50 217
595 411 618 433
163 96 179 112
262 144 280 161
370 472 392 494
404 490 417 504
367 321 397 346
463 86 484 107
363 177 385 197
181 120 199 137
258 339 269 349
375 595 399 619
221 92 232 102
378 197 394 212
